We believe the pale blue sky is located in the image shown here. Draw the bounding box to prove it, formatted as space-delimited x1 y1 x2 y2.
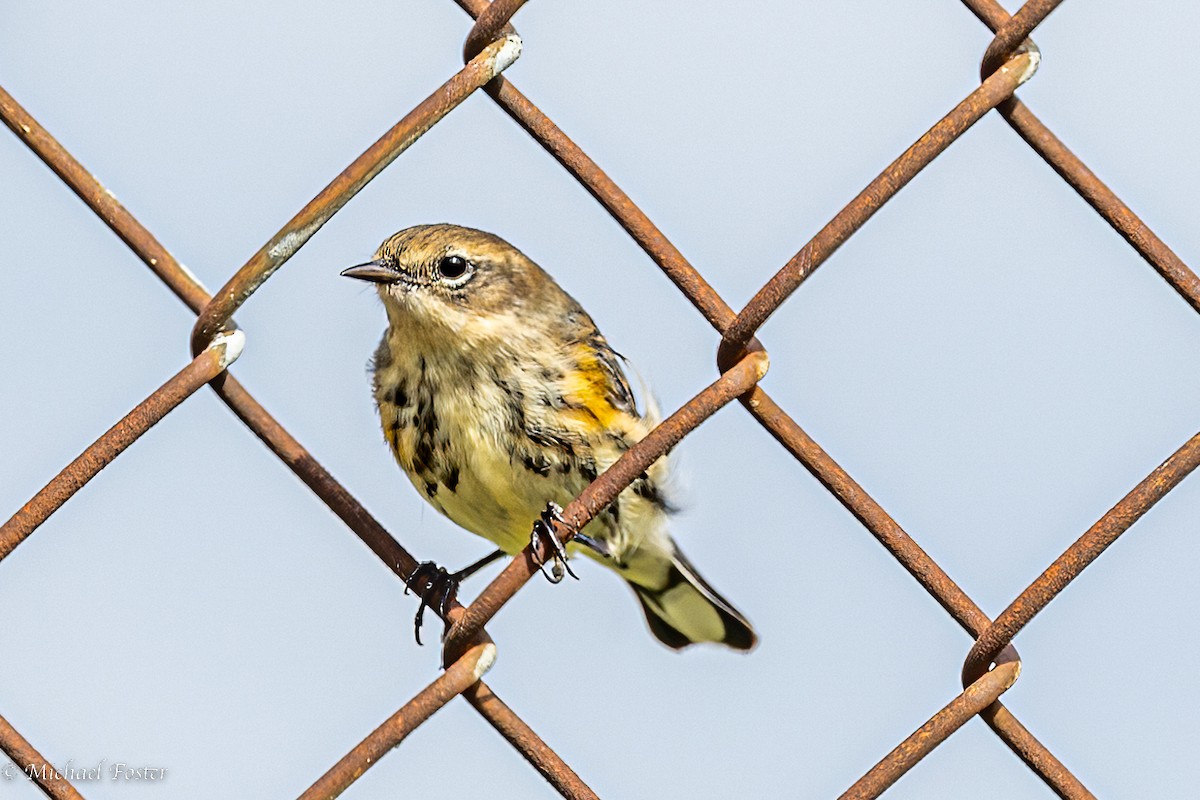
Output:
2 2 1198 798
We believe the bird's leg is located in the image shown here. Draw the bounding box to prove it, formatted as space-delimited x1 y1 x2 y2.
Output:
405 561 445 646
573 532 612 560
529 502 579 583
453 548 508 581
405 549 506 645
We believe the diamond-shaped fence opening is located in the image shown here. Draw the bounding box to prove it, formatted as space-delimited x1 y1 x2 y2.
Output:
2 1 1197 798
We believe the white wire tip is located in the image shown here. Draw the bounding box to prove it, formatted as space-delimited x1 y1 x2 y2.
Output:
210 329 246 369
489 34 523 75
1009 41 1041 86
472 642 498 680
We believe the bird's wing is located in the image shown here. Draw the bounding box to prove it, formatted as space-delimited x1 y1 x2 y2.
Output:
556 325 642 432
587 330 637 416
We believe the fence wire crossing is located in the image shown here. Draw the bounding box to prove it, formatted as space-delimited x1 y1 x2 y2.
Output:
1 0 1195 797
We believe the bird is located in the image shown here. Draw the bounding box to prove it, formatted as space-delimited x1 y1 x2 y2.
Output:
342 223 756 651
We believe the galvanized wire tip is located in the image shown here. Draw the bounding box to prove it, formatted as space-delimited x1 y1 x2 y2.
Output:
473 641 498 680
462 0 527 65
1002 41 1041 87
749 349 770 381
208 329 246 370
488 34 523 77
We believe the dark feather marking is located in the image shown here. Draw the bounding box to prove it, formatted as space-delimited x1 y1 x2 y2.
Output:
411 357 442 485
490 369 531 438
522 454 552 476
527 425 575 455
608 432 631 451
633 474 673 512
584 331 636 416
412 407 436 475
386 379 410 409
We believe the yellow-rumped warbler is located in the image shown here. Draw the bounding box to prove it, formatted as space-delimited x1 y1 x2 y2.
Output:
342 224 755 651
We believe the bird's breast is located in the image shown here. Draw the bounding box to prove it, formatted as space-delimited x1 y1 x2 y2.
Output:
372 336 592 552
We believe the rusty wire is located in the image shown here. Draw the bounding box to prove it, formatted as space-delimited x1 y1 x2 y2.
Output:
0 715 84 800
1 0 1196 797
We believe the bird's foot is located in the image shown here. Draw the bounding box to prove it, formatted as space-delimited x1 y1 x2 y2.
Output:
404 549 505 646
529 502 578 584
405 561 457 646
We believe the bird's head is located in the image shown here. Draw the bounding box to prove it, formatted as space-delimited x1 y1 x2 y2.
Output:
342 224 570 343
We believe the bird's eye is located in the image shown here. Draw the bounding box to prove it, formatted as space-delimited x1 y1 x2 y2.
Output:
437 255 470 281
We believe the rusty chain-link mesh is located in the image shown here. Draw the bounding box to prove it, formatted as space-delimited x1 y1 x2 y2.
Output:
2 1 1194 797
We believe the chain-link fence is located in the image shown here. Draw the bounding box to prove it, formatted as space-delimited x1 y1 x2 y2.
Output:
2 1 1196 797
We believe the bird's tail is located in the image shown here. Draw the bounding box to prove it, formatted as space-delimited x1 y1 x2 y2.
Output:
629 548 757 651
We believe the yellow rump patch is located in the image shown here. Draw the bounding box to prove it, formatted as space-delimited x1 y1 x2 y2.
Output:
561 346 623 429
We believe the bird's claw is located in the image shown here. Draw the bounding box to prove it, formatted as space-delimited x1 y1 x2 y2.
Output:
405 561 459 646
574 532 612 560
530 502 578 584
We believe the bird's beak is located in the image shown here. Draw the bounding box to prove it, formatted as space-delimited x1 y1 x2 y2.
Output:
341 259 402 284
